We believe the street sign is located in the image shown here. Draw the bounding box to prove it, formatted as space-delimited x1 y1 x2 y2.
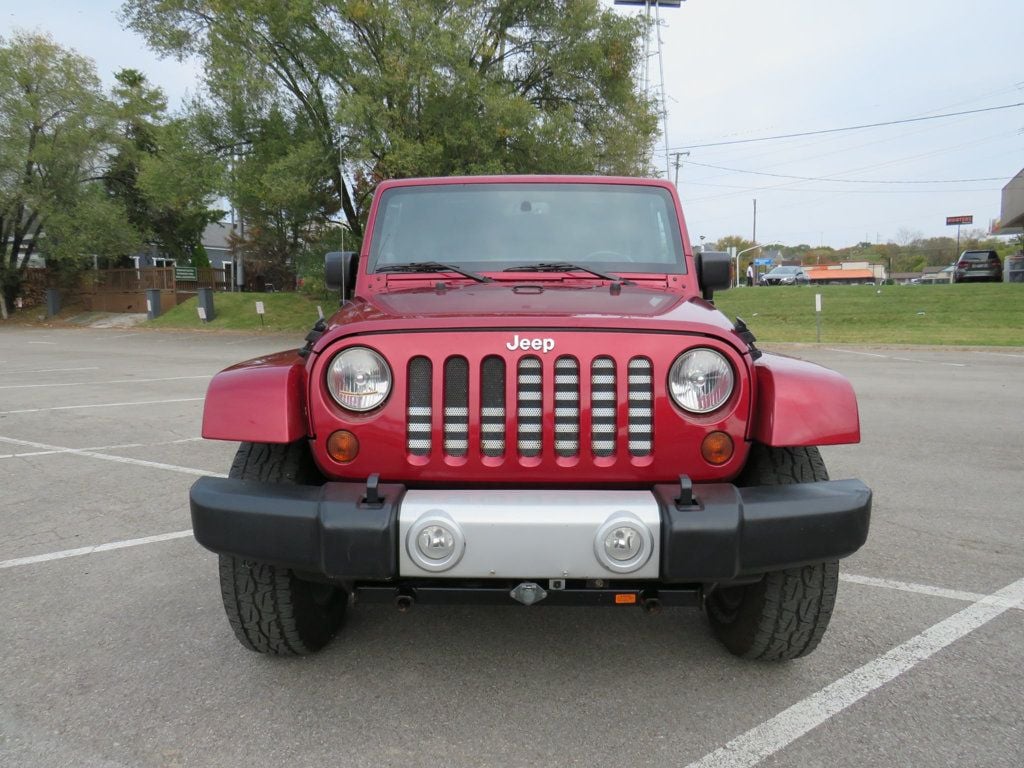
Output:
754 257 773 266
255 301 265 315
175 265 198 281
946 215 973 226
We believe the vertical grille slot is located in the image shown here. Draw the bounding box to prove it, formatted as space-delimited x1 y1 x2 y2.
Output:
591 357 616 457
628 357 653 457
407 357 432 456
443 357 469 457
517 357 543 457
480 356 506 457
554 357 580 457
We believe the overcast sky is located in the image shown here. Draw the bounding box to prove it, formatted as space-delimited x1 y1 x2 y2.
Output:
4 0 1023 248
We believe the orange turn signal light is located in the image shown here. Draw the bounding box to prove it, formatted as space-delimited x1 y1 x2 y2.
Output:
614 593 638 605
327 430 359 463
701 431 734 465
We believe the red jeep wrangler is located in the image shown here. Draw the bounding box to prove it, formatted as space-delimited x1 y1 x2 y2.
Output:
190 176 871 660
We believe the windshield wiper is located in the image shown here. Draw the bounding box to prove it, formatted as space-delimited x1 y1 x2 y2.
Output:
502 262 634 285
375 261 493 283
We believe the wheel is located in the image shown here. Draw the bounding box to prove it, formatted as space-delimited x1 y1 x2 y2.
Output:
217 442 347 655
705 445 839 661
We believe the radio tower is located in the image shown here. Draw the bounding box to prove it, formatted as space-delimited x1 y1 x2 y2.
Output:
614 1 684 180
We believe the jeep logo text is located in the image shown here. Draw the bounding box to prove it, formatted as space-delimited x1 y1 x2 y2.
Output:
506 335 555 353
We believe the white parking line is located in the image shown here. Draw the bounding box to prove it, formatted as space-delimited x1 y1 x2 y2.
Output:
0 436 226 478
0 397 204 415
26 341 56 345
0 442 144 459
972 351 1024 359
826 348 887 358
826 348 967 367
0 374 209 390
684 575 1024 768
0 530 194 570
4 366 100 375
837 572 1023 607
0 436 204 461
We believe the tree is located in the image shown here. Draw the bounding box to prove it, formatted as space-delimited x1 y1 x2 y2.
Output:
106 69 223 262
122 0 658 242
713 235 755 254
226 105 339 267
0 32 139 307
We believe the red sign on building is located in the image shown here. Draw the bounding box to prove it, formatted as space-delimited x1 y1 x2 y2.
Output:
946 215 973 225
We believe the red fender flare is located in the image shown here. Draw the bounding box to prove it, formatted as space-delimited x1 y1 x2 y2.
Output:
750 353 861 447
201 351 308 444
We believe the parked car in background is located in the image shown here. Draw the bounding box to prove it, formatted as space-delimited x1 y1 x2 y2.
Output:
954 250 1003 283
761 265 809 285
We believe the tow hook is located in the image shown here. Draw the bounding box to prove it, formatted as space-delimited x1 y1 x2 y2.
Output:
395 592 415 612
641 597 663 615
510 582 548 606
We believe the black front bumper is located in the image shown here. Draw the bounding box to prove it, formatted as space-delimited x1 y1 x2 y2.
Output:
189 477 871 583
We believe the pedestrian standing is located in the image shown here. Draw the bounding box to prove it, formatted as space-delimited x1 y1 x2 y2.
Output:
746 263 755 287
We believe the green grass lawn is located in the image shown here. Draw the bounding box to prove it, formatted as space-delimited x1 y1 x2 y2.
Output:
147 292 329 333
714 283 1024 346
146 284 1023 347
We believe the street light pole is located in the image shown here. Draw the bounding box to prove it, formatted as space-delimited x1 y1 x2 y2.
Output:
734 242 783 288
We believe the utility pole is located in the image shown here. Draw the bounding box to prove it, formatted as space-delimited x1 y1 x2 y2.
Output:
672 151 690 187
752 199 758 244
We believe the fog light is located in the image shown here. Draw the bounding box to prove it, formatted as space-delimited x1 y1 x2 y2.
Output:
417 525 455 561
604 526 642 561
701 431 734 465
406 512 466 572
327 430 359 463
594 513 653 574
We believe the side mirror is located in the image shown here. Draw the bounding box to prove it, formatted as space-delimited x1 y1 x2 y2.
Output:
325 251 358 298
694 251 731 301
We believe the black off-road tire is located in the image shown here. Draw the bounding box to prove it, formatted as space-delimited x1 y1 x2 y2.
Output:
706 445 840 661
218 441 346 655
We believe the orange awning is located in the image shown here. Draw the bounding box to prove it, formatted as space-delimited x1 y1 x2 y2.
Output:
804 268 874 281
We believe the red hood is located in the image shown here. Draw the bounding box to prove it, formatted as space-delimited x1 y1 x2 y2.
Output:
313 282 742 354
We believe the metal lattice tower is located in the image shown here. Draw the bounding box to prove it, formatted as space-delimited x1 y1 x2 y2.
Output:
614 1 684 179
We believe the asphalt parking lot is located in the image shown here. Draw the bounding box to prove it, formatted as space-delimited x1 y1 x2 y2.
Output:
1 327 1021 768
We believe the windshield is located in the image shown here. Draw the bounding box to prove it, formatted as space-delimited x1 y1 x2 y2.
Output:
770 266 800 274
367 183 686 275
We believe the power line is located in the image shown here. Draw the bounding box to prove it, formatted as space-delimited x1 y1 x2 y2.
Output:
684 160 1008 184
669 102 1024 151
681 182 1000 194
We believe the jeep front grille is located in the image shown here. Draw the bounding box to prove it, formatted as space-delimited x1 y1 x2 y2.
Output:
407 357 432 456
517 356 543 457
443 357 469 456
628 358 653 456
591 357 616 457
406 353 653 460
480 356 506 457
554 357 580 457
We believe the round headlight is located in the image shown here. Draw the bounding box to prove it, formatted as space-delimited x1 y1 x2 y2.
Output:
669 348 734 413
326 347 392 412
